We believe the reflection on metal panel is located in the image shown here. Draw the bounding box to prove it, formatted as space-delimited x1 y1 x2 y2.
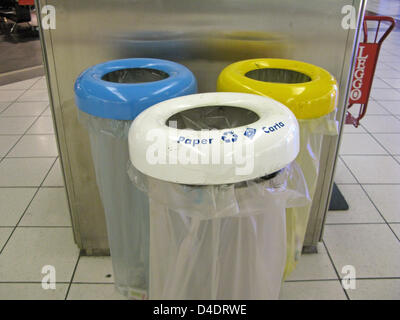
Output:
37 0 364 252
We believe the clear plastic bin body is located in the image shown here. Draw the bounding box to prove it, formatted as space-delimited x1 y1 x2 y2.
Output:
284 112 338 277
130 163 308 299
79 111 149 299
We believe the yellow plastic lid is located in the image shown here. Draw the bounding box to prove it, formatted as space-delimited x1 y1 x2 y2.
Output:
217 58 338 119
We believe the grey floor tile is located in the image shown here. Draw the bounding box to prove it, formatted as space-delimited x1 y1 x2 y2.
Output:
67 284 127 300
42 159 64 187
390 224 400 239
19 188 71 227
0 102 11 113
0 188 37 226
0 90 25 102
279 281 346 300
1 101 48 117
0 227 79 282
26 116 54 134
324 224 400 278
0 283 68 300
7 135 58 157
73 256 114 283
0 78 39 91
0 158 55 187
0 227 13 250
0 135 20 157
0 117 36 135
346 279 400 300
17 89 49 102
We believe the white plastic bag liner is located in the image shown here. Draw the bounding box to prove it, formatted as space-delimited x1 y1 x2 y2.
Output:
78 110 149 299
284 111 338 277
130 162 309 299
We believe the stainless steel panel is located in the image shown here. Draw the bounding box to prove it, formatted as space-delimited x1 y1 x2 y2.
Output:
37 0 364 252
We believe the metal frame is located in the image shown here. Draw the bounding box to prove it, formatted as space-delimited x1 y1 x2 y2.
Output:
304 0 366 251
36 0 366 254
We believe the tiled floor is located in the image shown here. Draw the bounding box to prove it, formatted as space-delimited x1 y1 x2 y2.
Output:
280 24 400 300
1 6 400 301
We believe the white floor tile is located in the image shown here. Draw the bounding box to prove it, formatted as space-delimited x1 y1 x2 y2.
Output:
363 185 400 223
8 135 58 157
377 101 400 115
341 155 400 183
371 89 400 100
17 90 49 102
20 188 71 227
333 157 357 184
365 100 390 115
342 124 367 133
0 283 68 300
26 116 54 134
0 78 38 91
0 135 20 157
386 79 400 89
0 90 25 102
67 284 126 300
0 227 79 282
326 185 384 224
1 102 48 117
286 243 337 281
361 115 400 133
279 281 346 300
339 134 387 155
346 279 400 300
0 188 36 226
0 158 55 187
42 159 64 186
373 134 400 154
376 70 400 78
73 256 114 283
371 78 391 89
0 227 13 249
0 117 36 134
324 224 400 278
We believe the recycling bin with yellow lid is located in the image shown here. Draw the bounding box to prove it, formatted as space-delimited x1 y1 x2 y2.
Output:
217 58 338 278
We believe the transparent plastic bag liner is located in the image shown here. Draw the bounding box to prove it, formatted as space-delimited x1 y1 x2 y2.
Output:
128 162 310 220
284 110 338 278
78 110 149 299
128 162 309 299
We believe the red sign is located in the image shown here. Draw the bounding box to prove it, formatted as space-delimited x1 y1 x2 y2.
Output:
348 43 379 104
18 0 35 5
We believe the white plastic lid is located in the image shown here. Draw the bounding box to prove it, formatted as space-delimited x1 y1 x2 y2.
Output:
128 92 299 185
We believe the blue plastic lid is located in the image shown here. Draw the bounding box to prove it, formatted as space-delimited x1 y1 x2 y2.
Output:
74 58 197 120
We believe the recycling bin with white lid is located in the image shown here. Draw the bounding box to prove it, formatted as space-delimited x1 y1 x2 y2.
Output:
217 58 338 278
74 58 197 299
128 92 309 299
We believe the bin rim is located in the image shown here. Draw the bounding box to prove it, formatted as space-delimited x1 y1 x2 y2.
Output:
74 58 197 120
217 58 338 120
128 92 300 185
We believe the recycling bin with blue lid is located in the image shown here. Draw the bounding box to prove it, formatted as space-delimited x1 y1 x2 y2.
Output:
74 58 197 299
